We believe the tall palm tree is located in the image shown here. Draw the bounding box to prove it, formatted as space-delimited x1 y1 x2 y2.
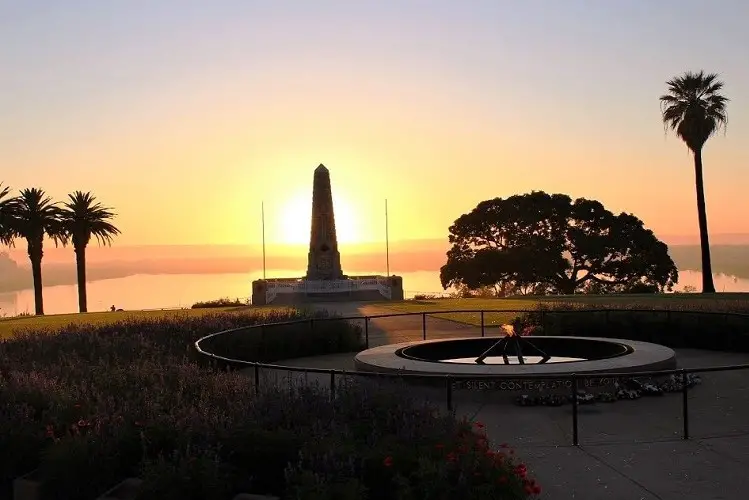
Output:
12 188 67 315
60 191 120 313
660 71 729 293
0 183 16 246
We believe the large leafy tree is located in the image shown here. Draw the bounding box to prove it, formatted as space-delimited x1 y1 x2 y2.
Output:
0 183 16 245
660 71 728 293
440 191 678 295
12 188 67 315
60 191 120 313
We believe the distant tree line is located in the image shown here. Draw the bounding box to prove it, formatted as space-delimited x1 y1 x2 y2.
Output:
0 186 120 315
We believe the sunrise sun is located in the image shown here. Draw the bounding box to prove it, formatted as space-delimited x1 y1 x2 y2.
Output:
277 192 360 245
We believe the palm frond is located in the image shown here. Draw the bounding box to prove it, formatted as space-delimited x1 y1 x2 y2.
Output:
0 183 18 245
60 191 121 248
12 187 67 246
659 70 729 151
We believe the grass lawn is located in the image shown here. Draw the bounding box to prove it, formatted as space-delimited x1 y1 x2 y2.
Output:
376 293 749 327
0 306 289 340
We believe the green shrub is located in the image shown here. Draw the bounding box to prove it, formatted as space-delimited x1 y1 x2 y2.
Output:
39 426 141 500
137 446 233 500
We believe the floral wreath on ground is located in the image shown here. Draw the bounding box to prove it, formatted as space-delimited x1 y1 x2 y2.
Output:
514 373 702 407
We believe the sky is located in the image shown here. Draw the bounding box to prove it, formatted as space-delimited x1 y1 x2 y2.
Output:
2 0 748 252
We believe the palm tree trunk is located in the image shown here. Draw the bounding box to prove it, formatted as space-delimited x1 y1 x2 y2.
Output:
694 148 716 293
28 242 45 315
75 245 88 313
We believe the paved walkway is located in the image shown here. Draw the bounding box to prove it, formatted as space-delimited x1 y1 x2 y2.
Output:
251 302 749 499
314 301 485 346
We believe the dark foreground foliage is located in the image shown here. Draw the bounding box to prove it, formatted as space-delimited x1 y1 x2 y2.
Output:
0 309 539 500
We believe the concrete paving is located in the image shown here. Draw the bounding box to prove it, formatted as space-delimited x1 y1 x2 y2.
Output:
249 302 749 499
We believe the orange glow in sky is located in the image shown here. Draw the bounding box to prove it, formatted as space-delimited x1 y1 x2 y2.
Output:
2 1 748 250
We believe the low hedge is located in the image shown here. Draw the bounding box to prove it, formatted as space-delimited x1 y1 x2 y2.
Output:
512 303 749 352
191 297 250 308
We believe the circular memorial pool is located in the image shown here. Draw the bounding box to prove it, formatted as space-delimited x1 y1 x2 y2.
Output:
354 335 675 377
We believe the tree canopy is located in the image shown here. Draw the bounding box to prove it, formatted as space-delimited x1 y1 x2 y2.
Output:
660 70 728 154
61 191 120 250
0 183 15 245
440 191 678 295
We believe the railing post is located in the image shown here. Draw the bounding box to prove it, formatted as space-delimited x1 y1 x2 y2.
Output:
446 375 453 412
422 313 427 340
571 374 579 446
682 369 690 440
254 362 260 395
330 370 336 401
365 317 370 349
541 309 547 332
309 318 314 333
480 311 485 337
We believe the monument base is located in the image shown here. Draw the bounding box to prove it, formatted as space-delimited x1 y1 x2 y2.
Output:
252 275 404 306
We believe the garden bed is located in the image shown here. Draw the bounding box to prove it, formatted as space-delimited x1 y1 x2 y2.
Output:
0 308 539 499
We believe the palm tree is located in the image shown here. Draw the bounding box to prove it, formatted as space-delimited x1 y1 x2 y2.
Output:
660 71 729 293
0 183 16 246
60 191 120 313
12 188 67 315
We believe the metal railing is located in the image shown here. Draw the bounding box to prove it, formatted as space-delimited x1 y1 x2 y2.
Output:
194 308 749 447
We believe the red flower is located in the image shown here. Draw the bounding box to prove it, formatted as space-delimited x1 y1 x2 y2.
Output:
500 442 509 448
45 425 54 438
435 443 444 450
514 464 528 479
446 452 457 462
532 484 542 495
474 421 485 429
486 449 495 457
383 456 393 467
525 484 534 495
498 475 508 484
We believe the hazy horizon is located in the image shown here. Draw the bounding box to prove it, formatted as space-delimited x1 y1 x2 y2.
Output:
4 240 749 296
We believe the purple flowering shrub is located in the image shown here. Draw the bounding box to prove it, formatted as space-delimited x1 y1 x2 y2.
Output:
0 308 539 499
0 308 362 499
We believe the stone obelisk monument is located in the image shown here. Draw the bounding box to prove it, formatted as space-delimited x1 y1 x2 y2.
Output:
306 164 344 280
250 163 404 305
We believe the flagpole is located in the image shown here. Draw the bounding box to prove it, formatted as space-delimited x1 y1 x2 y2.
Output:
261 201 267 280
385 199 390 277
